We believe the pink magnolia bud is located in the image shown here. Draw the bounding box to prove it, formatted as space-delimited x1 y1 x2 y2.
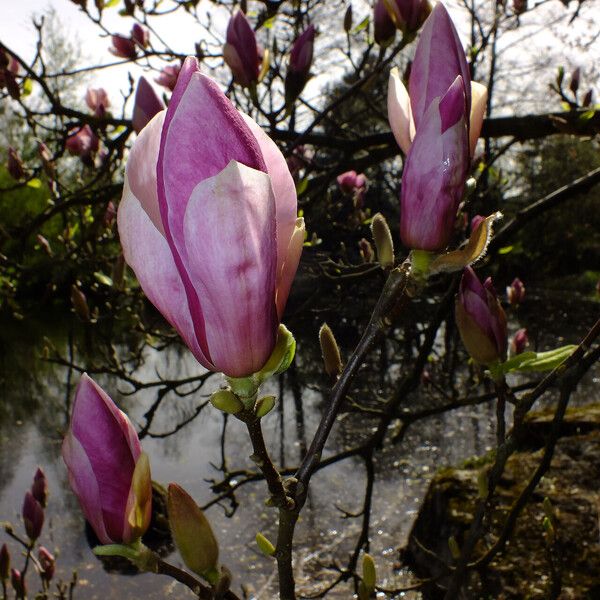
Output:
223 11 261 87
22 492 44 541
38 547 55 582
456 267 508 365
337 170 367 194
285 25 315 104
7 146 25 180
510 328 529 356
569 67 580 95
110 35 137 59
513 0 527 14
70 285 90 321
31 467 48 507
506 277 525 306
38 141 55 178
104 200 117 228
65 125 99 160
0 50 20 99
62 374 152 545
11 569 25 597
155 64 181 91
384 0 430 34
374 0 396 47
132 76 164 134
359 238 374 262
0 544 9 581
118 57 304 377
85 87 110 117
131 23 149 48
36 234 53 257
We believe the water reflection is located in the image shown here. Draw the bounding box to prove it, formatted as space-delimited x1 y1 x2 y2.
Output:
0 288 598 599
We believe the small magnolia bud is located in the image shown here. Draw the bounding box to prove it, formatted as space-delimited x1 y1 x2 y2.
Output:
38 547 55 582
569 67 580 95
319 323 342 379
70 285 90 321
582 89 593 107
358 238 374 263
167 483 219 579
255 532 275 557
7 146 25 180
254 395 276 418
509 328 529 356
362 553 376 591
131 24 149 48
343 5 353 32
0 544 9 581
447 536 461 560
32 467 48 507
371 213 394 268
210 389 244 414
506 277 525 306
11 568 25 597
22 491 44 541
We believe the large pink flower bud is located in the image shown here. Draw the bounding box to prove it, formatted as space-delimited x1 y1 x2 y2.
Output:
285 25 315 104
118 57 304 377
456 267 508 365
132 77 164 134
62 374 152 545
223 11 261 87
22 492 44 541
131 23 149 49
374 0 396 47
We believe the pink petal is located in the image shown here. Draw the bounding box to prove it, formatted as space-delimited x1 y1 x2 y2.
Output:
182 161 277 377
387 68 414 154
126 110 165 236
62 432 111 544
240 113 297 290
118 178 214 370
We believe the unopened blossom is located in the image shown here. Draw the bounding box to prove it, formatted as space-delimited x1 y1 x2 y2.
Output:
132 77 164 134
223 11 262 87
285 25 315 104
155 64 181 91
131 23 149 48
118 57 304 377
506 277 525 306
31 468 48 507
374 0 396 46
66 125 99 161
38 547 55 582
110 35 137 59
85 87 110 117
22 492 44 541
456 267 508 365
385 0 430 33
62 374 152 545
510 328 529 356
7 146 24 180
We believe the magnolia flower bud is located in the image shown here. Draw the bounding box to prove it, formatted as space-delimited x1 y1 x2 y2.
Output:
85 87 110 118
343 5 353 32
0 544 9 582
31 467 48 507
11 569 25 598
155 64 181 91
110 35 137 59
223 11 261 87
22 492 44 541
510 328 529 356
359 238 374 263
371 213 395 268
38 547 55 582
132 77 164 134
456 267 508 366
319 323 342 379
506 277 525 306
374 0 396 47
7 146 24 180
285 25 315 105
70 285 90 321
167 484 219 579
131 23 149 48
569 67 580 95
65 125 99 161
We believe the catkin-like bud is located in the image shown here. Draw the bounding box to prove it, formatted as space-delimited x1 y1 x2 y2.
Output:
319 323 342 379
371 213 394 268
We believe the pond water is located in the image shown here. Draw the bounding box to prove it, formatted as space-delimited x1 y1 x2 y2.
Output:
0 287 598 599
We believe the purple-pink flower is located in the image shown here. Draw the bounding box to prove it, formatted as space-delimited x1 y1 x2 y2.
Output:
62 374 152 545
132 76 164 134
155 64 181 91
118 57 304 378
506 277 525 306
85 87 110 118
456 267 508 365
223 11 262 87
